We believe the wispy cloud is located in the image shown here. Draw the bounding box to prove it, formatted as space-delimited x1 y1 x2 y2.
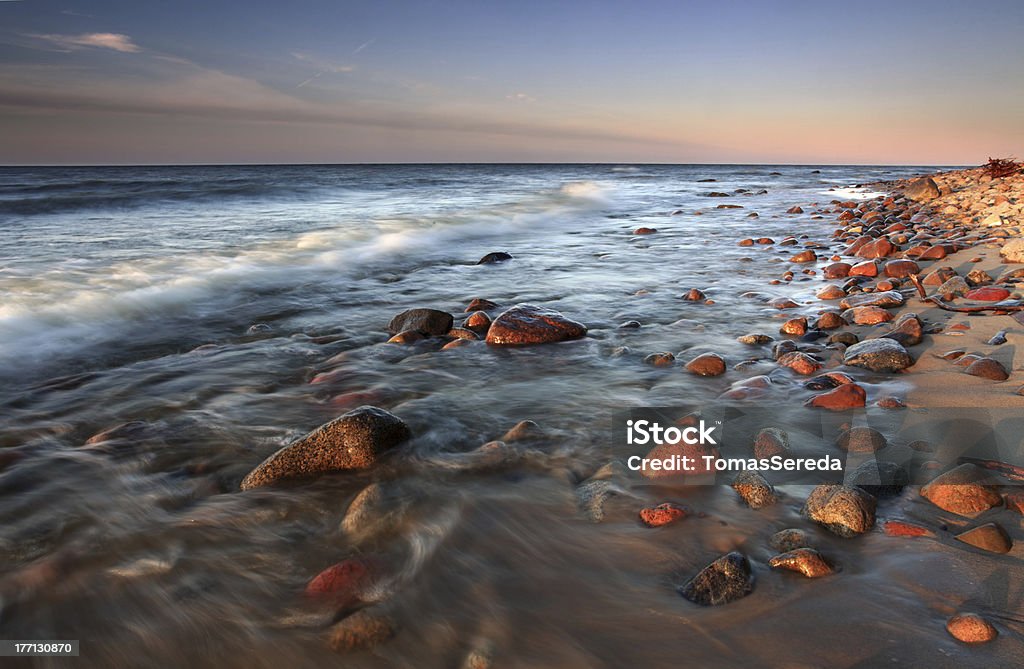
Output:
29 32 141 53
505 92 537 103
352 39 375 55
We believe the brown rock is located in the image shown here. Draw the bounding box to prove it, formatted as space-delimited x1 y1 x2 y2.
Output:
836 427 887 453
634 227 658 235
849 261 879 277
883 259 920 278
387 308 453 336
466 298 499 312
731 471 777 508
326 610 396 653
856 238 895 259
780 317 808 336
447 327 480 340
946 613 998 644
387 329 426 344
964 358 1009 381
791 250 817 263
843 306 894 325
678 552 754 606
240 407 411 490
802 484 876 537
753 428 790 459
823 262 852 279
920 464 1002 516
814 311 845 330
639 502 689 527
305 558 376 608
955 523 1013 554
816 285 846 300
768 548 834 578
685 353 727 377
777 351 822 375
883 520 934 537
804 383 866 410
769 528 811 552
683 288 707 301
485 304 587 345
787 206 804 214
464 311 492 334
904 177 940 202
644 352 676 367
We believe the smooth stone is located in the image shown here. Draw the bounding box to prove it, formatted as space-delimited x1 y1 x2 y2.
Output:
804 383 866 410
883 259 920 278
769 528 811 552
964 358 1009 381
639 502 689 527
485 304 587 345
753 427 790 459
644 352 676 367
731 471 777 508
850 460 908 496
477 251 513 264
387 308 454 336
500 420 545 442
955 523 1013 554
843 338 913 372
464 311 492 334
842 306 894 325
946 613 998 644
904 177 940 202
817 285 846 300
882 520 934 537
828 332 859 346
326 610 396 653
678 552 754 606
965 287 1010 301
999 238 1024 263
937 276 970 297
836 427 887 453
683 288 707 301
240 407 411 490
738 333 774 345
305 558 376 608
920 464 1002 516
780 317 808 336
768 548 834 578
465 298 500 312
881 313 923 347
685 353 727 377
802 484 876 537
839 291 905 309
777 351 822 375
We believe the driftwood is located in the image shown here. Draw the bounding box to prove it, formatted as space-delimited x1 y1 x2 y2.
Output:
923 296 1024 313
957 456 1024 482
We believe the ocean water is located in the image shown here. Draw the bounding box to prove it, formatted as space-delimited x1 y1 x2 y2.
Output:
4 164 1019 668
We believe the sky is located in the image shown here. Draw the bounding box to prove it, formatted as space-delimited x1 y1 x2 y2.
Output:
0 0 1022 165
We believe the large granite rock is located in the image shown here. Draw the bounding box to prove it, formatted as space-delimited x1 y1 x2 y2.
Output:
905 177 940 202
240 407 411 489
485 304 587 345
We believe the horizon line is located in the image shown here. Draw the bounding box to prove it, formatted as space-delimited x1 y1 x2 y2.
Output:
0 161 975 169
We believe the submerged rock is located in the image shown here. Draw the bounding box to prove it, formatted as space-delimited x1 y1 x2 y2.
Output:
639 502 689 527
768 548 834 578
678 552 754 606
843 338 913 372
753 428 790 459
835 427 887 453
769 528 811 552
731 471 777 509
387 308 453 336
685 353 727 377
804 383 866 410
240 407 411 490
802 484 876 537
850 460 908 496
326 610 396 653
477 251 513 264
485 304 587 345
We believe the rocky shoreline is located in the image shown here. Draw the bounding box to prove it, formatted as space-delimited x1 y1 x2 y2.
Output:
219 163 1024 659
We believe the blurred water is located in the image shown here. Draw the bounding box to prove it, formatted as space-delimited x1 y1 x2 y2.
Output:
3 164 1017 668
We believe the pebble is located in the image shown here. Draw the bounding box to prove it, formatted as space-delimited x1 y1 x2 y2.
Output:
753 428 790 459
326 610 396 653
639 502 689 527
777 351 822 375
843 338 913 372
955 523 1013 554
920 464 1002 516
804 383 866 410
835 426 887 453
685 353 727 377
816 285 846 300
769 528 811 552
946 613 998 644
964 357 1009 380
768 548 834 578
802 484 876 537
731 471 777 508
738 333 774 345
644 352 676 367
678 552 754 606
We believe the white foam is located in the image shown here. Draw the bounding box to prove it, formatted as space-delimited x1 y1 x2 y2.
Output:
828 186 887 201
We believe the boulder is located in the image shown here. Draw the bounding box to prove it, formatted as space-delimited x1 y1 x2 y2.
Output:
240 407 411 490
485 304 587 345
904 177 940 202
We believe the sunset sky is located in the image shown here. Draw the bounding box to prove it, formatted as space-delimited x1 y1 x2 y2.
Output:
1 0 1022 165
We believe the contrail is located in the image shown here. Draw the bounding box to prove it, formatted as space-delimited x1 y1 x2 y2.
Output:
352 38 375 55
